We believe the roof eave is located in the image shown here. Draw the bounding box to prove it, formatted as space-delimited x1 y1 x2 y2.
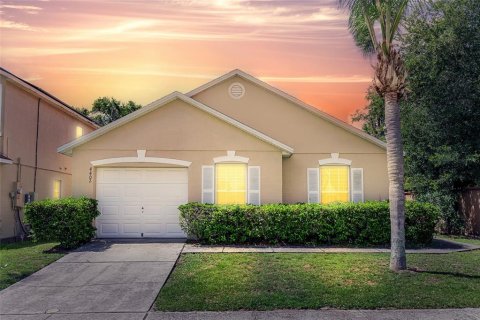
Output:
0 68 99 129
186 69 387 150
58 92 294 156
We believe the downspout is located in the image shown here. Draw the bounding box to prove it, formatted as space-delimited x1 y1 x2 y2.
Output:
33 98 40 192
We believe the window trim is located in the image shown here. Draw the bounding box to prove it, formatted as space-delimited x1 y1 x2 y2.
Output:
215 162 248 205
318 153 352 204
207 151 257 205
247 166 261 205
350 167 364 203
319 164 351 204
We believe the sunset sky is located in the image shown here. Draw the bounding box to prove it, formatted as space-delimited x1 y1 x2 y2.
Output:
0 0 375 122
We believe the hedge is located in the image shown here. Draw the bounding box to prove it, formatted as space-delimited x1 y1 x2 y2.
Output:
24 197 100 249
179 201 439 246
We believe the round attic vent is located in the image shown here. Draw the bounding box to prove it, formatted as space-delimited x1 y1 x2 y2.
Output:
228 82 245 99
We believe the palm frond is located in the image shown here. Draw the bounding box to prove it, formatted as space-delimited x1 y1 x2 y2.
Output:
340 0 380 55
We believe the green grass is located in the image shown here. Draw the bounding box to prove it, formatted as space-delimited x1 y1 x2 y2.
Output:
436 235 480 246
156 251 480 311
0 241 65 290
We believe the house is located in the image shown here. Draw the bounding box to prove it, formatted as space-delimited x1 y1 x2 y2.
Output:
0 68 98 240
58 69 388 239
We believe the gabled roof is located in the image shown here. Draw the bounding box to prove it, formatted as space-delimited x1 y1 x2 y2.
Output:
58 92 294 156
186 69 386 150
0 67 98 129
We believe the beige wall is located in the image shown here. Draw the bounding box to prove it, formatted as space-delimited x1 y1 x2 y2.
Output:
0 79 95 239
70 99 284 204
191 76 389 202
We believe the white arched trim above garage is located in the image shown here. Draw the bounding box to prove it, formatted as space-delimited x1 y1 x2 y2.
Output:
90 149 192 167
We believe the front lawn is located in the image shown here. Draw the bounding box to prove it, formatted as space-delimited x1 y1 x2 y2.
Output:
156 251 480 311
0 241 65 290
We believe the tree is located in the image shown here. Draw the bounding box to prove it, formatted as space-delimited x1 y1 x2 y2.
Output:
75 97 142 126
74 107 91 117
90 97 142 126
339 0 412 271
401 0 480 233
352 88 386 141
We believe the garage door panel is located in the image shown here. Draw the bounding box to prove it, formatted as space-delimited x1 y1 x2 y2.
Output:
99 223 119 235
98 205 119 216
146 187 188 203
96 167 187 238
124 169 144 183
124 185 143 198
97 185 122 199
166 223 184 235
143 169 188 183
122 223 142 235
142 204 178 216
142 223 165 236
98 169 123 183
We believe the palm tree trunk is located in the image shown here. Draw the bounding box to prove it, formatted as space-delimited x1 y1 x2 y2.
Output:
384 91 407 271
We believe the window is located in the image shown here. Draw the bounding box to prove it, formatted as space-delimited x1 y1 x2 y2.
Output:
215 163 247 204
75 126 83 138
320 165 349 203
53 180 62 199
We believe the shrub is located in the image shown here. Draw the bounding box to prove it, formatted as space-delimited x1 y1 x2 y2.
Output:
179 201 439 246
24 197 100 249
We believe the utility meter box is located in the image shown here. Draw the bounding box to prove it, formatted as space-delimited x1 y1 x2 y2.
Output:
24 192 37 204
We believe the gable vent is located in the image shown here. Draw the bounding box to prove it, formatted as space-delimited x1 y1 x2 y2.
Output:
229 82 245 99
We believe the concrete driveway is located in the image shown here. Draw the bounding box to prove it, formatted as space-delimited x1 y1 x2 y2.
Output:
0 240 184 320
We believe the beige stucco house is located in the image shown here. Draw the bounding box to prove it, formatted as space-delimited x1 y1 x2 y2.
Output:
0 68 98 240
59 69 388 239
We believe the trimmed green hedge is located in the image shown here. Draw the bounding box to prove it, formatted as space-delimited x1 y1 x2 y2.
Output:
179 201 439 246
24 197 100 249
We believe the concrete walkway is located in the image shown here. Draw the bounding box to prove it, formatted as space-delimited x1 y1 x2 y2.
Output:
182 238 480 254
1 308 478 319
0 240 184 319
147 309 480 320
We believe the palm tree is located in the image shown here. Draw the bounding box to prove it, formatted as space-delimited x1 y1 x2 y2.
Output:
339 0 411 271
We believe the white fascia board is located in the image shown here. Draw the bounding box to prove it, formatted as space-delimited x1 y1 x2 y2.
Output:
58 92 294 156
58 92 180 155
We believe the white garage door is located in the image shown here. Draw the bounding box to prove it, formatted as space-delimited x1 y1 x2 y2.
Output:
95 167 188 238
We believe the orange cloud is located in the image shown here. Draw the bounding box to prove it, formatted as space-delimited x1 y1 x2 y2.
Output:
0 0 372 122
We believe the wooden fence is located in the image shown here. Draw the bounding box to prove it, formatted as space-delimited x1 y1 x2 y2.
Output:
459 187 480 236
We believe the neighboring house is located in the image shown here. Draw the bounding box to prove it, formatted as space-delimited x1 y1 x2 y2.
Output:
0 68 98 240
58 69 388 239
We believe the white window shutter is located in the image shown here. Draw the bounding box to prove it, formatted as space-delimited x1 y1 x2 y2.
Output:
307 168 319 203
248 166 261 205
202 166 214 204
351 168 364 203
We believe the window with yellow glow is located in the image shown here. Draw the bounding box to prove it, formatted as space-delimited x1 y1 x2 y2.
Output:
215 163 247 204
75 126 83 138
320 166 349 203
53 180 62 199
